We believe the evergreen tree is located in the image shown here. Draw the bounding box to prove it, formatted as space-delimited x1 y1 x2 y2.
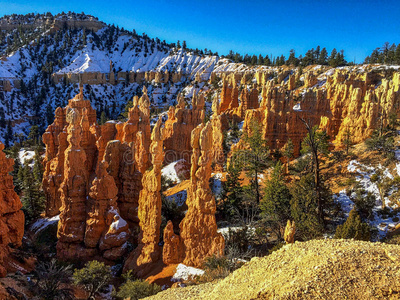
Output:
328 48 338 66
260 162 292 239
300 121 330 222
341 127 353 155
257 54 264 65
286 49 298 66
20 161 45 224
290 173 327 239
395 44 400 64
239 119 270 203
264 55 271 66
281 139 294 167
99 111 108 125
334 208 371 241
222 152 244 218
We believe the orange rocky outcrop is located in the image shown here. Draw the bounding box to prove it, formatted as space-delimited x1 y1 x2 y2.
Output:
237 69 400 156
0 142 24 277
220 76 239 112
43 88 154 261
43 87 151 224
162 122 225 268
123 117 165 276
42 89 97 217
56 107 129 261
163 93 205 164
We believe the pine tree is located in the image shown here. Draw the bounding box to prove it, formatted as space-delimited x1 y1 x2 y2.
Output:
260 162 292 239
21 162 45 224
281 139 294 166
263 55 271 66
99 111 108 125
223 152 244 218
342 127 353 155
239 119 270 203
300 121 330 222
334 208 371 241
290 173 328 239
395 44 400 64
318 47 328 65
328 48 338 67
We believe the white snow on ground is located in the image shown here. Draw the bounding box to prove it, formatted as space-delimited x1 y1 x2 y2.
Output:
109 214 127 231
162 161 181 184
293 103 301 111
19 149 35 166
333 160 400 238
30 215 60 233
172 264 204 282
217 226 244 236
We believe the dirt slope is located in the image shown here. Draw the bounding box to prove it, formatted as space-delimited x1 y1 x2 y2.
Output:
146 239 400 300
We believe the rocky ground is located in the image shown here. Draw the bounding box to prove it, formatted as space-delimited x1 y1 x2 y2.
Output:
146 239 400 300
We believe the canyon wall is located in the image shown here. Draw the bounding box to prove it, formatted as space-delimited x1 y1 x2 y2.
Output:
163 122 225 268
0 142 24 277
237 69 400 156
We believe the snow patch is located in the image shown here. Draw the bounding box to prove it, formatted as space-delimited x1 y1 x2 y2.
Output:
30 215 60 233
162 161 181 184
172 264 204 282
19 149 35 166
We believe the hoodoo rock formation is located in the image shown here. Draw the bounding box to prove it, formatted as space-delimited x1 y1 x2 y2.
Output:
56 107 129 261
0 142 24 277
237 69 400 156
42 87 154 261
162 122 225 268
123 117 165 276
43 87 151 229
164 93 205 164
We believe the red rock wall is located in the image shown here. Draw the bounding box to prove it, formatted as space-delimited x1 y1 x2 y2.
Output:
0 142 24 277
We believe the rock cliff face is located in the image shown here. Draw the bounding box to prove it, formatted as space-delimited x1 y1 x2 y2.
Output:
43 87 151 221
162 122 225 268
123 117 165 276
56 107 129 261
238 70 400 156
42 88 153 261
0 142 24 277
163 93 205 164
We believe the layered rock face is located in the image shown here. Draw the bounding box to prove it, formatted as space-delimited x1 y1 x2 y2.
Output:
0 142 24 277
220 76 239 112
162 122 225 268
238 70 400 156
163 93 205 164
43 87 151 222
56 108 129 261
43 88 153 261
123 118 165 276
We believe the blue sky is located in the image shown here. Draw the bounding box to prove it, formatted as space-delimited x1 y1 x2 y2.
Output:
1 0 399 63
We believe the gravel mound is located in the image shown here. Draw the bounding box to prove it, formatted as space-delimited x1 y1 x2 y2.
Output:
146 239 400 300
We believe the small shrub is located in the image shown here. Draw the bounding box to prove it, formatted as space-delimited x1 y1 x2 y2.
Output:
268 242 284 255
116 279 161 300
351 189 376 221
32 259 73 300
73 260 111 300
334 208 371 241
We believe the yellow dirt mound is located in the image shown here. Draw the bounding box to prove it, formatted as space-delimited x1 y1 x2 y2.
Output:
146 239 400 300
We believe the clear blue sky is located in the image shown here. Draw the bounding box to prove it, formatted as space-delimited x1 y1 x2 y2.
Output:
1 0 399 63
